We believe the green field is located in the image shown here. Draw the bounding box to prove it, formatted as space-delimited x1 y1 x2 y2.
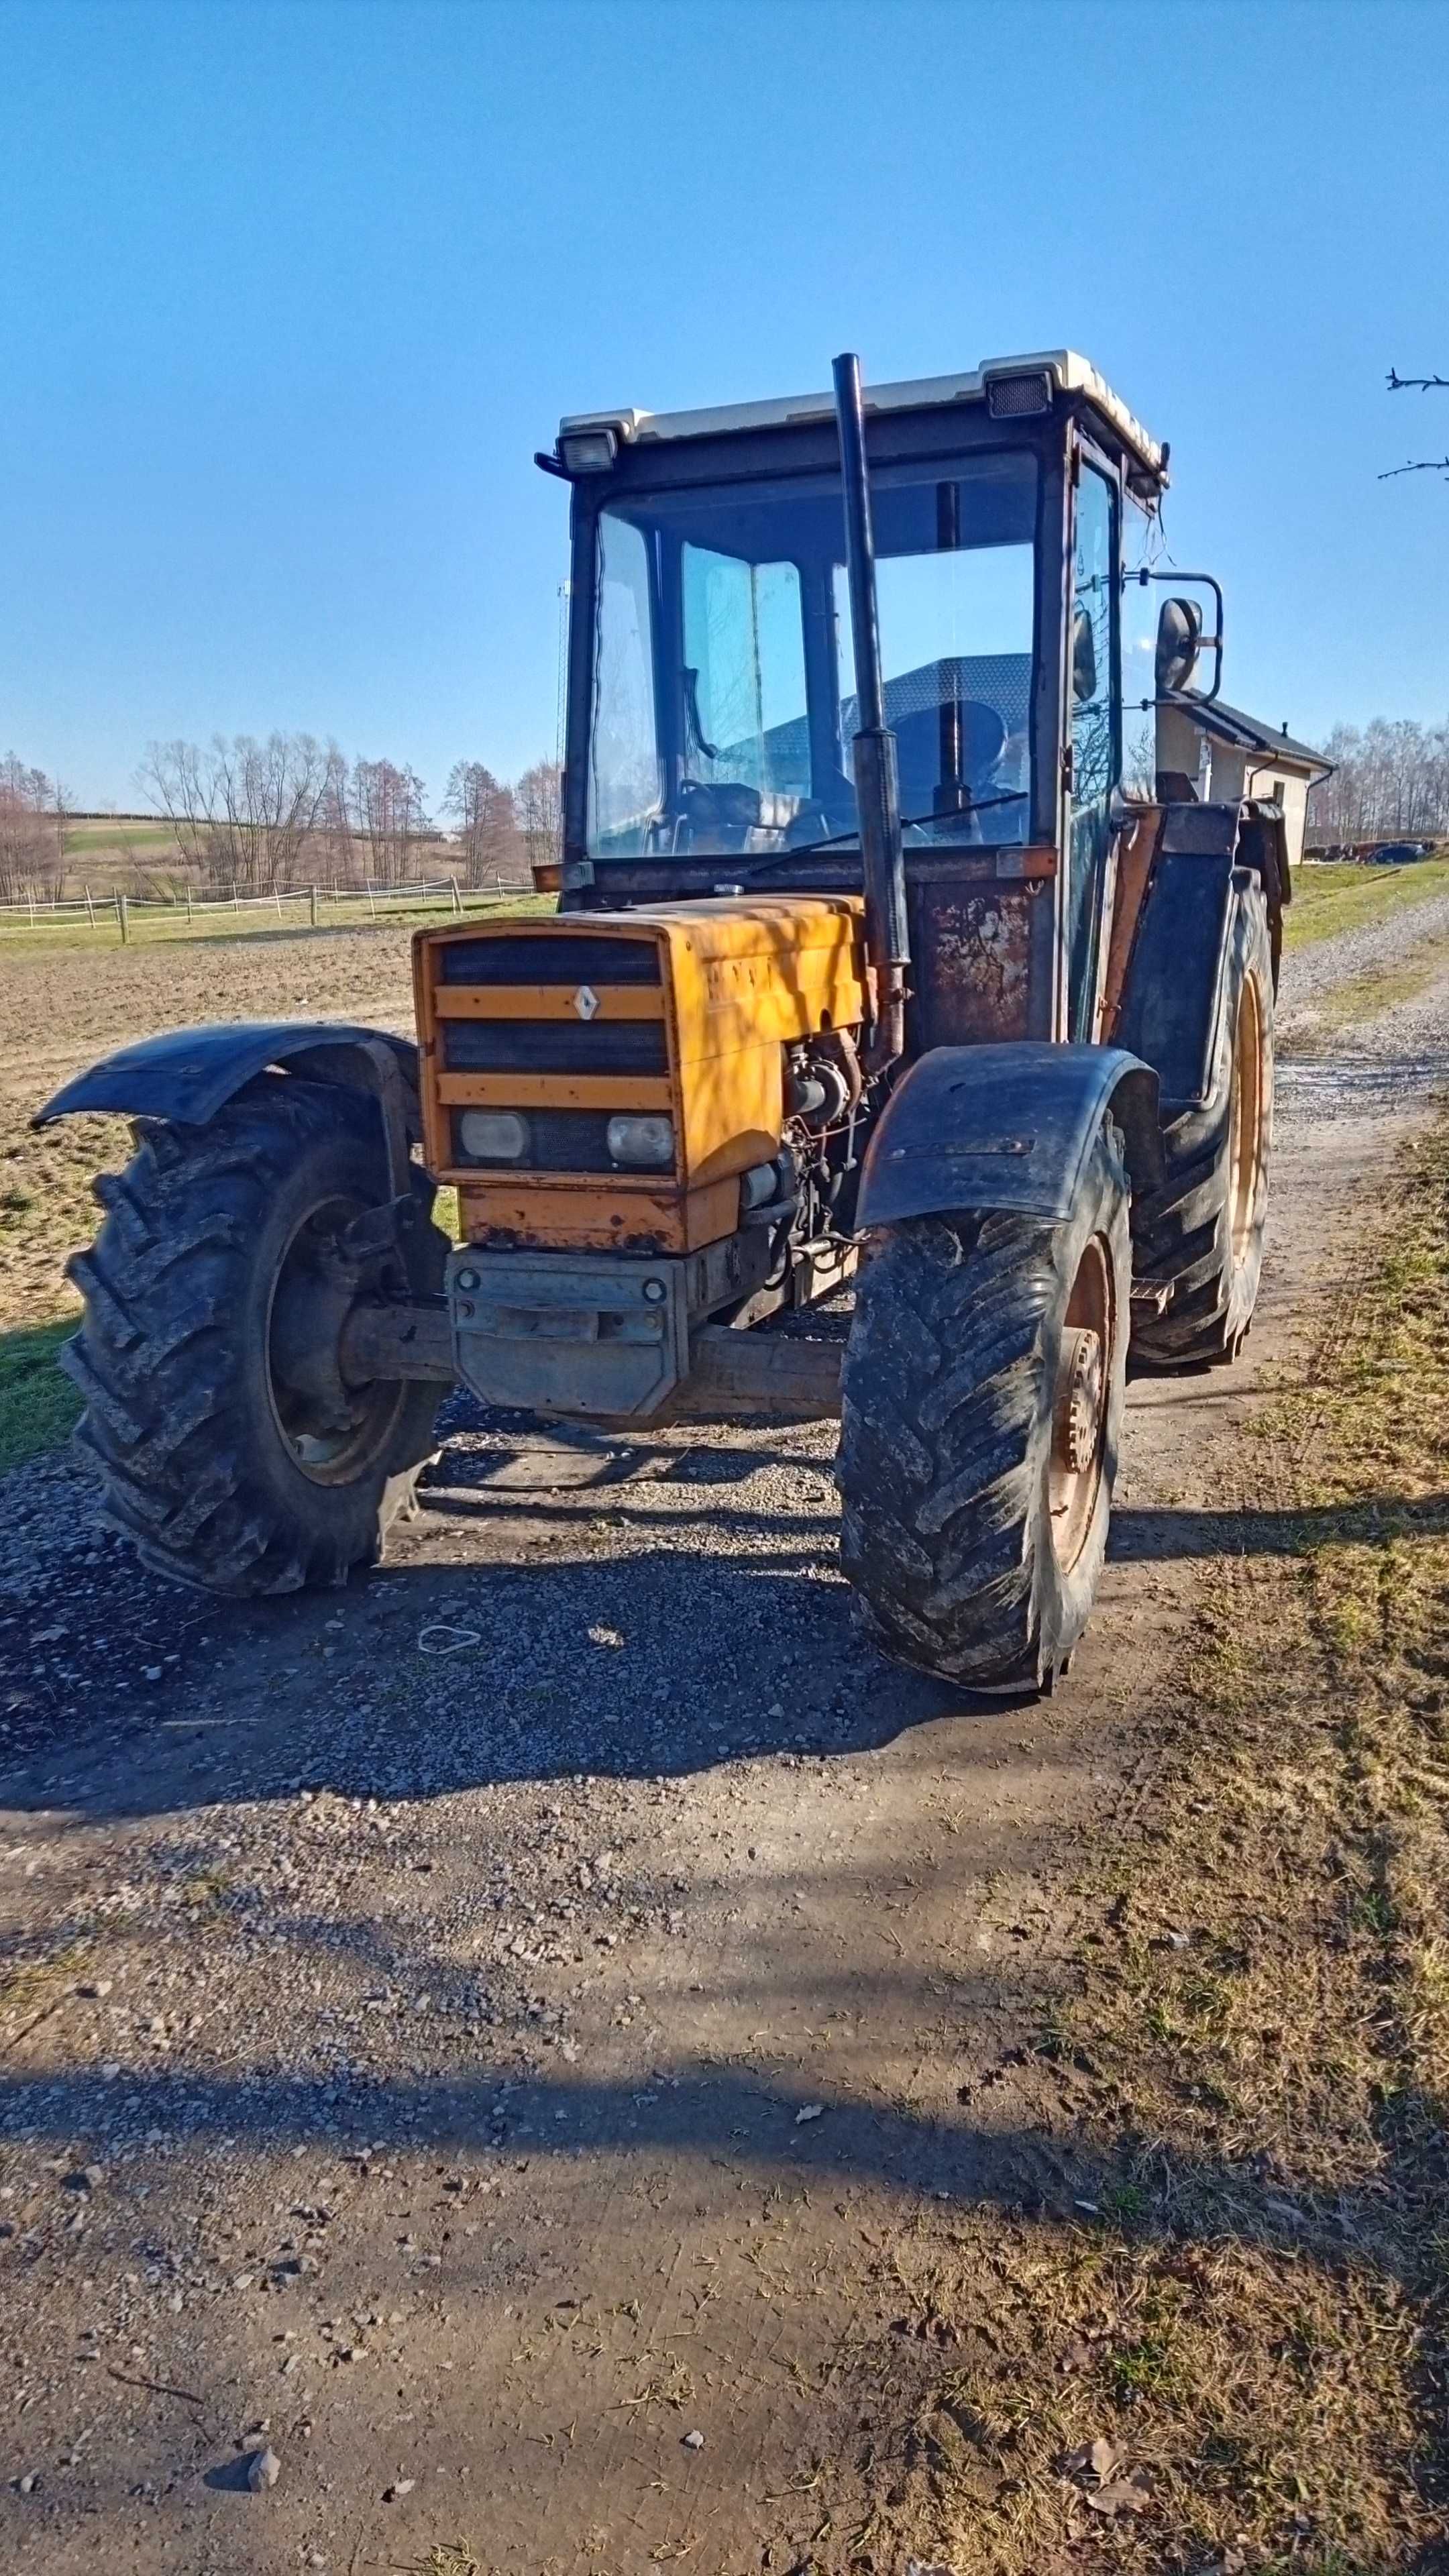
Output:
1285 855 1449 950
61 818 177 855
0 1318 81 1474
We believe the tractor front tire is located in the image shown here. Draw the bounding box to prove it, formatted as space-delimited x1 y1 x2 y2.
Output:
1130 869 1273 1368
62 1075 449 1597
837 1119 1130 1693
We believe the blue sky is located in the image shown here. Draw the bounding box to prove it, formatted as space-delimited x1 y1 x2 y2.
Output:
2 0 1446 810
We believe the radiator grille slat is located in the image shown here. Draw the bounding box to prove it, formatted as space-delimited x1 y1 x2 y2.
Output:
441 1018 667 1077
439 934 661 987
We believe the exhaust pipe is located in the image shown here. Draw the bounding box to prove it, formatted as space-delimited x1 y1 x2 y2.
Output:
832 351 909 1069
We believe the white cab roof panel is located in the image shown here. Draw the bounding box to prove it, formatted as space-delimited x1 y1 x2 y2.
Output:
560 350 1165 482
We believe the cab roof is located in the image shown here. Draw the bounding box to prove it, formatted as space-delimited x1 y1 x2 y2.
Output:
559 350 1166 489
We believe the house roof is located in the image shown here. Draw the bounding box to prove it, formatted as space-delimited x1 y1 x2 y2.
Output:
1169 694 1332 777
561 350 1167 486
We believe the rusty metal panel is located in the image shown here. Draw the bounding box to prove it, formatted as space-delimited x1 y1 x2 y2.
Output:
907 878 1046 1050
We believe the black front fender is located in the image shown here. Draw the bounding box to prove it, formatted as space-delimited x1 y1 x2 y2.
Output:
33 1021 419 1135
857 1042 1163 1229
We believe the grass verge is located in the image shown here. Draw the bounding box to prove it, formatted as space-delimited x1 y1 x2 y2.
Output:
0 1318 81 1474
1285 857 1449 953
866 1122 1449 2572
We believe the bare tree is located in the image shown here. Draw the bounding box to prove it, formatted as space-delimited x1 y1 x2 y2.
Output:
1307 716 1449 843
444 761 525 888
0 755 64 901
516 757 563 880
139 732 334 890
347 757 429 886
1380 367 1449 484
315 745 358 886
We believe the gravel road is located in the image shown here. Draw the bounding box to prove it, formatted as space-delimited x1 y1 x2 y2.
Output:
1 917 1447 2573
1277 883 1449 1032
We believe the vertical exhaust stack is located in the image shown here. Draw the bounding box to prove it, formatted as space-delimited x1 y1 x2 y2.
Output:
833 351 909 1069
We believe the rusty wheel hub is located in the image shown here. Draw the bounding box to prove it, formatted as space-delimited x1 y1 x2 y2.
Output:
1055 1325 1104 1476
1047 1238 1115 1574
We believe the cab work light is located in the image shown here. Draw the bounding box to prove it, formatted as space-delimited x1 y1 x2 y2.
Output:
559 427 619 473
985 370 1053 419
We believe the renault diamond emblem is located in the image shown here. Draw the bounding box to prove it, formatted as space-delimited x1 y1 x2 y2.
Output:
572 984 600 1021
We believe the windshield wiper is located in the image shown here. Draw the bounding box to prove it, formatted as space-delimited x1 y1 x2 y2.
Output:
718 792 1029 888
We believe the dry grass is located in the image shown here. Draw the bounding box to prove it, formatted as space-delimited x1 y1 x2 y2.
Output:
861 1126 1449 2573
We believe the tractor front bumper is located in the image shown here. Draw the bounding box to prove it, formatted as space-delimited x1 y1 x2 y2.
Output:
448 1248 694 1420
335 1240 845 1427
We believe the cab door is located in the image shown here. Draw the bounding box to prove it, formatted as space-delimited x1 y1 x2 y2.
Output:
1065 453 1122 1039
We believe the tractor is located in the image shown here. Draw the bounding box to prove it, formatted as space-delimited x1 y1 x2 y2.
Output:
38 350 1283 1691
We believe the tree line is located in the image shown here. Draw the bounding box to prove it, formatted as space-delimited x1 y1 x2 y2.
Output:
140 736 561 894
1306 718 1449 845
0 735 562 901
11 713 1449 906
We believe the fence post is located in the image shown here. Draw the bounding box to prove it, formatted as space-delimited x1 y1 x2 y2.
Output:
310 884 318 929
85 883 96 928
26 890 35 926
450 874 462 917
234 884 240 912
367 882 377 920
117 893 129 945
275 883 283 920
185 884 193 924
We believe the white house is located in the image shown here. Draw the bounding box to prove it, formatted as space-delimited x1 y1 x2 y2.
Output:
1157 696 1333 867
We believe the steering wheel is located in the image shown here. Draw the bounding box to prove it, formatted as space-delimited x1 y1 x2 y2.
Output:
891 698 1008 810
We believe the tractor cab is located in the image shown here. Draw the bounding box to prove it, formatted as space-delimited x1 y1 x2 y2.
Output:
547 352 1211 1052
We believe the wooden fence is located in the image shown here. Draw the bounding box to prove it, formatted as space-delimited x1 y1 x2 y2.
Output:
0 875 533 940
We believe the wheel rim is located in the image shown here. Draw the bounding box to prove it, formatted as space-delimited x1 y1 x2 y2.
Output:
265 1192 406 1487
1048 1236 1114 1574
1227 975 1267 1273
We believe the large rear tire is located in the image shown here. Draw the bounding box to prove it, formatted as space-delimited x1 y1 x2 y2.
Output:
61 1075 449 1597
1130 870 1273 1367
837 1119 1130 1693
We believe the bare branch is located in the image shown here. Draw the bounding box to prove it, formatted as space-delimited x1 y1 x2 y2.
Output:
1388 368 1449 392
1378 457 1449 481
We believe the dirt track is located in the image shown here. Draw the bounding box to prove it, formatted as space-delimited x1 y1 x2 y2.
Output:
1 925 1446 2572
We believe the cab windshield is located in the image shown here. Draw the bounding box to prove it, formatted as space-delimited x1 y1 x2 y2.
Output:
586 449 1038 861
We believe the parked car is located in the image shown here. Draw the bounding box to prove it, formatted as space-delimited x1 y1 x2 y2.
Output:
1368 841 1434 865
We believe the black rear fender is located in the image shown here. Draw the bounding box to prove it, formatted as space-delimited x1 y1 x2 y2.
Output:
857 1040 1162 1229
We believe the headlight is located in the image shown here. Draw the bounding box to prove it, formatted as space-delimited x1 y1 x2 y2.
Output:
458 1109 529 1162
606 1113 674 1169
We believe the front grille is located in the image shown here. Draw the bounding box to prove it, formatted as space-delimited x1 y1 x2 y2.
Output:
436 928 672 1182
439 934 661 986
441 1018 667 1077
453 1108 629 1175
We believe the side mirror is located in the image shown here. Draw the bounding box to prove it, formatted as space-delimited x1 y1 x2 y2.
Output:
1125 569 1225 707
1071 606 1098 705
1156 596 1203 694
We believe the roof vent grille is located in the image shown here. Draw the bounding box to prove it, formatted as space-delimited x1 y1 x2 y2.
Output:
986 370 1053 420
